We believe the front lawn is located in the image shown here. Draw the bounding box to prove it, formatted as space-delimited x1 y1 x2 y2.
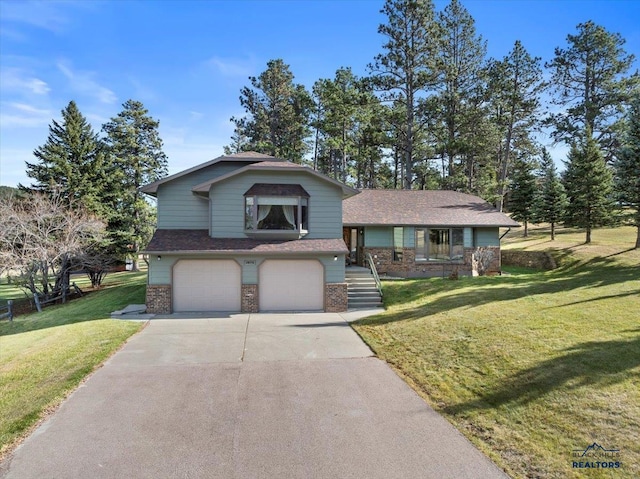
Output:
0 272 146 458
353 226 640 479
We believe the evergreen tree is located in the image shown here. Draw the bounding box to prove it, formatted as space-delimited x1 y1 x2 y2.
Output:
312 67 388 187
563 131 615 244
546 21 639 161
488 40 544 211
508 157 537 237
23 101 107 214
433 0 488 191
533 149 567 240
102 99 168 270
228 59 313 163
368 0 439 189
615 95 640 248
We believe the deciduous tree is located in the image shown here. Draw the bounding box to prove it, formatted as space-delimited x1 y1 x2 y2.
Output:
0 191 105 300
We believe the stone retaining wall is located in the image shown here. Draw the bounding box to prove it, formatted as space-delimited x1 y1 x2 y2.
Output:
501 250 557 270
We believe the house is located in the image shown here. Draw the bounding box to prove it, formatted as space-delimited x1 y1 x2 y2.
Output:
342 189 520 278
141 152 519 314
141 152 358 314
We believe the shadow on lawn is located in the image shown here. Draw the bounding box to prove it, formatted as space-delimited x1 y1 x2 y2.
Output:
0 280 146 337
357 258 639 327
444 334 640 414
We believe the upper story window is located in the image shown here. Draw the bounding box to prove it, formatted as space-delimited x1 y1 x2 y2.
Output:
244 184 309 236
415 228 464 261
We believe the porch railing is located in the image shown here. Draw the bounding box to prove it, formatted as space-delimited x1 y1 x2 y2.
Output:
364 253 383 297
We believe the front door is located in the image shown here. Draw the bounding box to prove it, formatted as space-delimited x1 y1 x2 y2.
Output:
343 227 364 266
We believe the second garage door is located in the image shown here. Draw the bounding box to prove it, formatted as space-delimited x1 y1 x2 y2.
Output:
259 260 324 311
173 259 241 312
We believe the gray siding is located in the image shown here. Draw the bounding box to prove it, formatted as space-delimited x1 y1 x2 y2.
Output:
365 226 392 247
209 170 343 239
474 227 500 246
464 227 473 247
148 253 344 285
403 227 415 247
155 163 246 229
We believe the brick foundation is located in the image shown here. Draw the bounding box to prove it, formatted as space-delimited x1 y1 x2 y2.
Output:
146 284 171 314
325 283 348 312
241 284 258 313
364 246 502 278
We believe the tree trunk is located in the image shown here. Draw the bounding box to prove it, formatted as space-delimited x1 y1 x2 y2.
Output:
523 220 528 238
636 226 640 249
585 226 592 244
551 222 555 241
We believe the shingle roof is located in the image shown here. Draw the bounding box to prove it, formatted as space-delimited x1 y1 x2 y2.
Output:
191 161 359 198
244 183 310 197
144 230 348 254
140 152 284 194
343 189 520 227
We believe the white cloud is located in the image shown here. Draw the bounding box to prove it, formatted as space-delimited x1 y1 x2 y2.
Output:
57 60 117 104
205 56 256 77
189 111 204 121
0 0 71 34
0 67 50 95
0 102 52 127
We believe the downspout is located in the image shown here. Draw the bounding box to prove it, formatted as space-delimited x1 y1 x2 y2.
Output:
499 228 511 241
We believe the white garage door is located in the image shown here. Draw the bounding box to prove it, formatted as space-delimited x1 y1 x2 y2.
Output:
173 260 241 312
259 260 324 311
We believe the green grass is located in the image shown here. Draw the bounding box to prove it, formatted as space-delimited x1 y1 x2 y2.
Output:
0 272 146 457
352 225 640 479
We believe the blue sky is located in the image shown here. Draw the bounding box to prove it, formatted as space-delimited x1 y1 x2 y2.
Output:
1 0 639 188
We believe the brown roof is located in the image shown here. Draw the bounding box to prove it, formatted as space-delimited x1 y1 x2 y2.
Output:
343 190 520 227
244 183 310 197
141 151 284 194
191 161 359 198
144 230 348 254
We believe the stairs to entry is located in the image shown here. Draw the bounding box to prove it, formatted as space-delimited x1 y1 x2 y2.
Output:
346 266 383 309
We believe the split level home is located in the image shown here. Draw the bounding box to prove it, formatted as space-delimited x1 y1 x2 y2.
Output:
141 152 519 314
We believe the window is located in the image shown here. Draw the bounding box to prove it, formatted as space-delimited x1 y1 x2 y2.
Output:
244 184 309 234
415 228 464 260
393 227 403 261
245 196 308 231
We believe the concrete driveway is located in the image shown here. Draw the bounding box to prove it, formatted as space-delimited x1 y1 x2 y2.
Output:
1 312 508 479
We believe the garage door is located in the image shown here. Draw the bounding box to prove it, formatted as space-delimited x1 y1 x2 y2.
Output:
259 260 324 311
173 259 241 312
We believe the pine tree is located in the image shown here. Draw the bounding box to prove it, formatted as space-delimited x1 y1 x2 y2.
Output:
508 157 537 237
615 96 640 248
102 100 168 270
533 149 567 240
368 0 439 189
434 0 488 191
563 131 615 243
546 21 639 161
23 101 106 214
228 59 313 163
488 40 544 211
